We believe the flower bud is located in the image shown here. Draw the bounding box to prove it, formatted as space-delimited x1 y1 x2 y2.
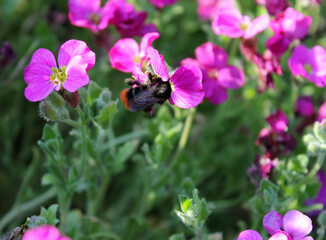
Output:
59 89 80 108
47 91 65 107
39 101 59 121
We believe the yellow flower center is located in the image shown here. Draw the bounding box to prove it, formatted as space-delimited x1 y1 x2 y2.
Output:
240 22 251 31
89 13 101 25
304 64 313 74
208 69 218 79
50 66 67 87
170 81 175 92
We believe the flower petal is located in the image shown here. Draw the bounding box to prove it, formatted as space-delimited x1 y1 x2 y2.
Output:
237 230 263 240
58 39 95 71
288 45 310 77
139 32 160 58
268 232 289 240
266 110 289 133
195 42 228 69
212 7 243 38
243 15 270 39
29 48 57 68
147 46 169 81
132 66 148 83
181 57 201 67
22 225 71 240
109 38 140 73
266 34 290 58
263 211 283 235
63 55 89 92
218 65 245 89
169 65 204 109
203 76 228 104
24 63 55 102
283 210 312 239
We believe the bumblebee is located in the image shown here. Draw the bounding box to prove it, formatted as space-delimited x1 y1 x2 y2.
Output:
120 72 172 112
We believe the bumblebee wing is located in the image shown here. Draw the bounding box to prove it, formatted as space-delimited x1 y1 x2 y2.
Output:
128 90 161 112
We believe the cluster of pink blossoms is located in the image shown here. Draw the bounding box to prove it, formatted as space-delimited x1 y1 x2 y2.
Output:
109 33 204 110
68 0 159 37
238 210 313 240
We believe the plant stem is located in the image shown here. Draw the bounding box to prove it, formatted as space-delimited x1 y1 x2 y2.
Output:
0 188 56 232
153 108 196 189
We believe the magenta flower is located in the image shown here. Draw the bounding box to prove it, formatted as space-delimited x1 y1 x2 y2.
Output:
147 47 204 109
266 110 289 133
22 225 70 240
318 103 326 122
212 7 269 39
256 0 288 16
149 0 178 8
266 8 311 57
109 32 160 79
263 210 313 240
197 0 235 20
289 45 326 87
24 40 95 102
238 210 313 240
182 42 244 104
296 96 315 117
237 229 263 240
109 0 158 37
68 0 112 33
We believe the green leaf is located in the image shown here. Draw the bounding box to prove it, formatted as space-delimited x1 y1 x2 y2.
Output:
87 81 102 105
95 102 116 129
169 234 186 240
42 124 57 140
178 194 192 213
40 204 59 226
26 216 47 228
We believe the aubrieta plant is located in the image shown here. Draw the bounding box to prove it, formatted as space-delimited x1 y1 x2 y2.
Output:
1 0 326 240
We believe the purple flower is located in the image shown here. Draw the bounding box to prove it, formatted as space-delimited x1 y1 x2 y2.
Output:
296 96 315 117
147 47 205 109
306 171 326 216
266 8 311 57
22 225 70 240
263 210 313 240
109 0 158 37
256 0 288 16
289 45 326 87
149 0 178 8
270 8 311 41
109 32 160 78
197 0 235 20
211 7 269 39
238 210 313 240
237 230 263 240
68 0 112 33
182 42 245 104
266 110 289 134
0 41 15 68
24 40 95 102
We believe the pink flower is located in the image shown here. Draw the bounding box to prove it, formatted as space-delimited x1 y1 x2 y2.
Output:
317 102 326 122
237 230 263 240
147 47 205 109
22 225 70 240
288 45 326 87
266 110 289 133
109 0 158 37
296 96 315 117
197 0 235 20
149 0 178 8
266 8 311 57
68 0 112 33
212 7 269 39
24 40 95 102
109 32 160 78
263 210 313 240
238 210 313 240
182 42 244 104
256 0 288 16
